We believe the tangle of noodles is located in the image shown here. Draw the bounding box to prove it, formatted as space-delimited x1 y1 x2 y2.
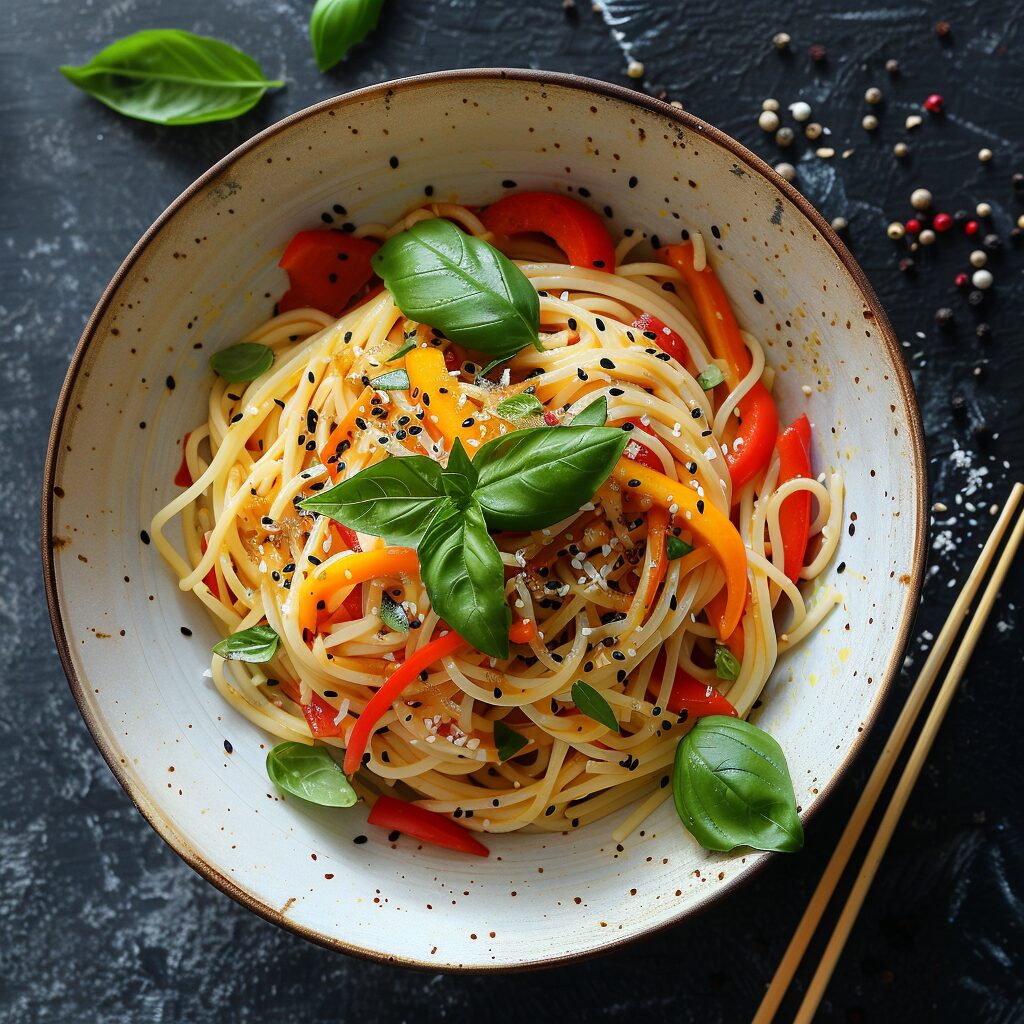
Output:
151 202 843 840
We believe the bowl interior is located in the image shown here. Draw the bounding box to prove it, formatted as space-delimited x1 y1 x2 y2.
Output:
45 71 925 970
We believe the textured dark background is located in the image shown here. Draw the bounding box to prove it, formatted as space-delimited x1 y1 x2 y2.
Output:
3 0 1023 1021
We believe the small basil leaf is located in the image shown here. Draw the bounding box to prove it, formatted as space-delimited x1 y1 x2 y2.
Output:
477 356 511 380
571 680 620 732
672 716 803 852
386 341 417 363
571 395 608 426
697 364 725 390
496 393 543 420
309 0 384 73
209 342 274 382
60 29 282 126
714 645 741 682
266 742 358 807
299 454 447 546
494 720 528 761
369 368 410 391
372 219 540 360
213 624 279 663
379 592 409 633
442 438 478 503
666 536 694 560
472 426 629 532
418 500 511 660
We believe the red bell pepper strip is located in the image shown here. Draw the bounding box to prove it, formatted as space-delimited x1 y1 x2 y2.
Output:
631 313 693 373
343 630 468 774
199 535 220 599
659 244 778 491
480 192 616 271
280 681 349 738
621 418 664 471
175 433 193 487
775 414 813 583
665 668 738 718
367 795 490 857
277 230 379 317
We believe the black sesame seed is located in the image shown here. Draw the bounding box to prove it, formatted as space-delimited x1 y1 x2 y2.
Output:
753 289 764 304
567 317 578 330
595 318 606 331
140 530 151 545
389 156 399 169
166 375 176 390
180 626 192 637
353 835 368 844
600 357 615 370
577 368 589 381
628 176 638 188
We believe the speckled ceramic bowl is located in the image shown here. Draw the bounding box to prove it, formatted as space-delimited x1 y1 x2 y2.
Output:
43 70 926 970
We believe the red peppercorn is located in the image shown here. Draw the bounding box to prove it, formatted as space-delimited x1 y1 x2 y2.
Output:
964 220 980 236
905 218 922 235
955 272 969 288
543 411 559 426
933 212 953 232
924 94 944 113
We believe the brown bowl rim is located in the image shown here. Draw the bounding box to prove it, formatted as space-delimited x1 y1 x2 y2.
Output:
41 67 928 973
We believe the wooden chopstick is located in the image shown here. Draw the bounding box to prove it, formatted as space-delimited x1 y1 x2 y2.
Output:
753 481 1024 1024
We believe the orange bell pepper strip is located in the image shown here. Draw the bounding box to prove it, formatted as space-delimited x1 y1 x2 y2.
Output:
659 243 778 491
319 386 372 481
634 506 669 618
343 630 468 774
610 460 746 639
704 586 745 659
298 546 419 636
775 413 813 583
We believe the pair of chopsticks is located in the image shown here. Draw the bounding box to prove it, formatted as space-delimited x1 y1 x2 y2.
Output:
754 481 1024 1024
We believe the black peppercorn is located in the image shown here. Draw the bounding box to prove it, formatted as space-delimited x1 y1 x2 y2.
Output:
976 322 991 340
953 209 969 225
982 233 1001 252
972 423 992 444
935 306 955 327
1012 172 1024 194
968 289 986 306
809 43 827 63
951 394 967 416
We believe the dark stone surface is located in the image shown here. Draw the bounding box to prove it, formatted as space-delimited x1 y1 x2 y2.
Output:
3 1 1023 1021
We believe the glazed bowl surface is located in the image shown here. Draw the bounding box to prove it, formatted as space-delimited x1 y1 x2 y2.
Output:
44 69 926 970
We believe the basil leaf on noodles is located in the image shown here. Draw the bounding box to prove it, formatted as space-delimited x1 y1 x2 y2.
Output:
697 364 725 391
571 681 620 733
209 342 274 382
441 438 478 503
495 393 543 420
714 645 741 682
672 716 803 852
309 0 385 73
471 426 628 532
299 454 447 547
386 341 417 362
417 500 511 660
372 219 540 360
368 368 410 391
494 720 528 761
60 30 282 125
665 536 694 560
213 624 279 663
379 592 409 634
266 742 357 807
571 395 608 426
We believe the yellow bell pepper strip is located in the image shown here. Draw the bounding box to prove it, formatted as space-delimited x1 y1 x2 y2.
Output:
343 630 468 774
320 385 372 482
298 546 419 636
611 459 746 639
659 243 778 491
406 346 478 448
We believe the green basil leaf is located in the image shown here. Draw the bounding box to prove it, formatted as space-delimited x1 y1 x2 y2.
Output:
571 395 608 426
379 592 409 633
266 742 357 807
477 356 511 379
418 500 511 660
309 0 384 72
209 342 274 382
442 438 478 503
368 368 410 391
386 341 417 363
697 364 725 390
672 716 803 852
60 29 282 126
494 720 528 761
714 645 741 682
213 623 279 663
666 536 694 560
472 426 629 531
496 393 543 420
299 454 447 546
570 680 620 732
372 219 540 360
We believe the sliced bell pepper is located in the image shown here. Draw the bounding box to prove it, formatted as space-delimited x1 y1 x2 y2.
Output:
509 617 537 644
631 313 693 373
320 385 372 481
331 522 363 555
343 630 468 774
279 680 349 738
659 243 778 491
634 506 669 617
704 586 745 660
406 346 479 448
175 433 193 487
367 795 489 857
480 191 615 271
277 230 379 317
776 413 813 583
621 418 664 471
663 666 737 718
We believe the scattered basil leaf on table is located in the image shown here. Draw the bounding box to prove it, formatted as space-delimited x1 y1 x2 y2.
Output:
368 368 410 391
672 715 803 852
386 340 417 363
378 592 409 634
266 742 357 807
441 438 478 503
571 680 620 732
60 30 282 126
714 644 741 682
210 342 274 382
309 0 385 73
494 720 529 761
496 393 543 420
697 364 725 391
213 624 279 663
571 395 608 426
665 536 695 560
372 219 541 360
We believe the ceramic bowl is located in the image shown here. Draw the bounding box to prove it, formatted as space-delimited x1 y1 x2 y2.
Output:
43 70 926 970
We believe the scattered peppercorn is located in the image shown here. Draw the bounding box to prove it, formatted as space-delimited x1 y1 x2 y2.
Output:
885 58 900 75
864 86 883 105
964 220 980 236
934 307 955 327
773 31 791 50
898 257 915 273
923 93 944 114
935 20 952 38
954 272 969 288
982 233 1001 253
893 142 909 158
933 212 953 232
976 323 992 340
809 43 827 63
968 289 986 306
910 188 933 210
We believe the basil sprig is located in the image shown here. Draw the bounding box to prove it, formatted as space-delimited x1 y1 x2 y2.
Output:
310 0 384 72
372 219 541 360
672 716 803 852
210 342 274 382
571 680 620 732
60 30 282 126
299 426 627 659
213 624 279 663
494 720 528 761
266 742 357 807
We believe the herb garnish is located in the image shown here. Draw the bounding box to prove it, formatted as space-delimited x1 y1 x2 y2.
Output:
210 342 274 382
697 364 725 391
494 720 529 761
212 624 280 663
310 0 384 73
666 536 694 560
571 680 620 732
266 742 357 807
